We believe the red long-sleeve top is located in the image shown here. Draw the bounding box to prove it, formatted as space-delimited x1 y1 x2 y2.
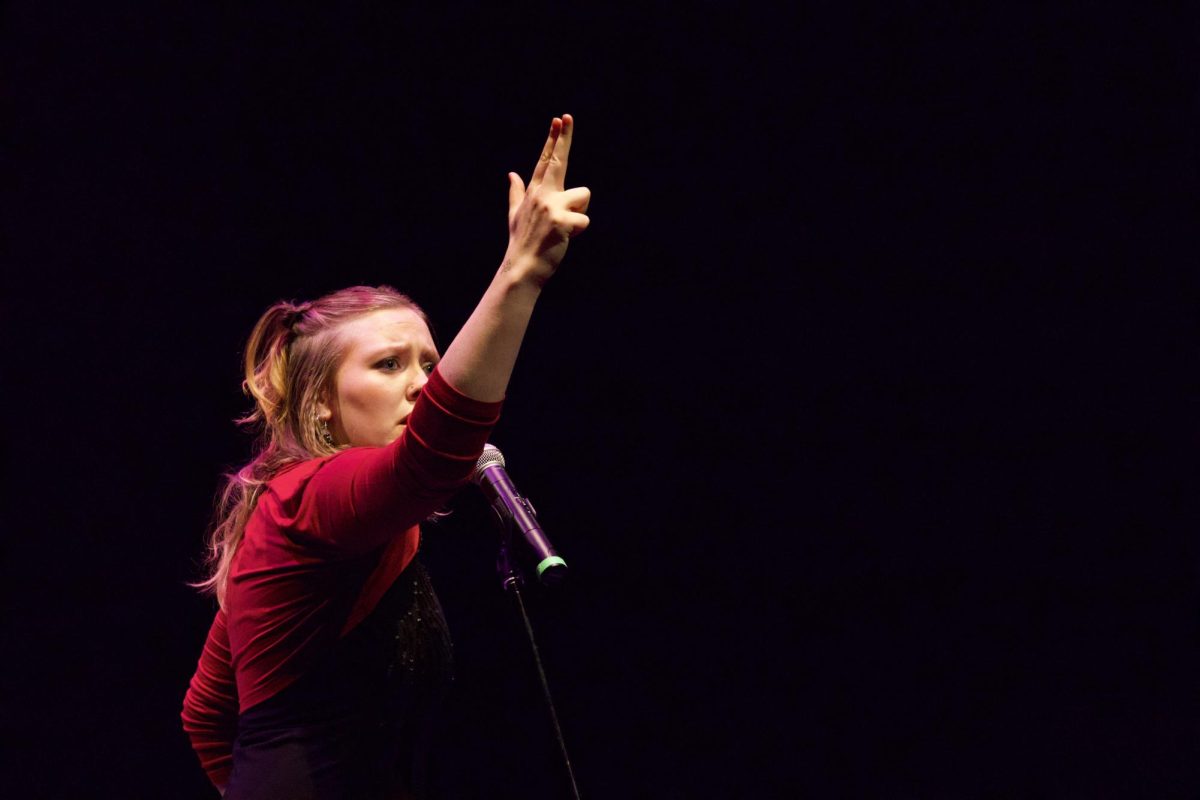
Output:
181 369 501 788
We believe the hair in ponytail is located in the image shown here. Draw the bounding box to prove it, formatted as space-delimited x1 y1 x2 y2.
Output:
193 285 428 607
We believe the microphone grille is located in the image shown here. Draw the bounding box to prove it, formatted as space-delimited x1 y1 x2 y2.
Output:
473 443 505 483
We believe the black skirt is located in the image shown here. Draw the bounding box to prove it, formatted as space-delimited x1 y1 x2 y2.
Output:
224 559 454 800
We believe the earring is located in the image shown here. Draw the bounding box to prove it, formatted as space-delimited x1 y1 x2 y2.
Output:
321 418 334 446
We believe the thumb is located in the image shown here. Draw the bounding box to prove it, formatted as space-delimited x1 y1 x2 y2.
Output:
507 172 526 219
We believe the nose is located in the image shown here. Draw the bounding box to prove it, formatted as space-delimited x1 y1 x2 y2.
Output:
407 367 429 401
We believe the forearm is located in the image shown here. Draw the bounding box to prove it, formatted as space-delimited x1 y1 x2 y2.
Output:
436 114 587 402
436 258 543 402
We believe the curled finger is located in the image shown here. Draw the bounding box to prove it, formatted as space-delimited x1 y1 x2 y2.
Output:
562 211 590 238
561 186 591 213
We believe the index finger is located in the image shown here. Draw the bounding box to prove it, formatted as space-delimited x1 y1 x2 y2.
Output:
529 117 563 187
543 114 574 190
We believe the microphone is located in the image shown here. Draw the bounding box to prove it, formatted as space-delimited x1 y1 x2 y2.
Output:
473 444 568 585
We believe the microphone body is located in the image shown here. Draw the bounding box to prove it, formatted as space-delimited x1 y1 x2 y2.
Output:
473 444 567 585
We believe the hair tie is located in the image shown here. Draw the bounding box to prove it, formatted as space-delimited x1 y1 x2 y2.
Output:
283 301 312 333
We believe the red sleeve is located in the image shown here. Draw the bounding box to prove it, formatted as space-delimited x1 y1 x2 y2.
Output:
181 610 237 789
292 367 502 553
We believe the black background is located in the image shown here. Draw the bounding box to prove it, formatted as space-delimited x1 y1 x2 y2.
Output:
3 3 1195 797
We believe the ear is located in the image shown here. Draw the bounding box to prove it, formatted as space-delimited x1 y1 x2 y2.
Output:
315 395 333 423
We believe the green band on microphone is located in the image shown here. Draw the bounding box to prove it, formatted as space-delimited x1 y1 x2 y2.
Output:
536 556 567 577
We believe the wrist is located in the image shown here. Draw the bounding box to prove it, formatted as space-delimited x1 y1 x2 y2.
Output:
485 258 543 311
499 251 553 290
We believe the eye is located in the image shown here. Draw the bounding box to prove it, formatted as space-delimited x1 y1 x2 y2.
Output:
379 357 401 371
422 361 436 375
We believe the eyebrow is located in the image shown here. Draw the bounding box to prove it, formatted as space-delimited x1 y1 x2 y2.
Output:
361 343 439 361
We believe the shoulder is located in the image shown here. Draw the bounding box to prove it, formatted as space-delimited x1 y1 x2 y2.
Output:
263 448 386 502
265 456 323 494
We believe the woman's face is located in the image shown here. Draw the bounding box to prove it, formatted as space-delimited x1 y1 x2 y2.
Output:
319 307 439 448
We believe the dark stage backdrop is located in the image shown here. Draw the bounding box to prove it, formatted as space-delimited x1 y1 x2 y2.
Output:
3 3 1193 798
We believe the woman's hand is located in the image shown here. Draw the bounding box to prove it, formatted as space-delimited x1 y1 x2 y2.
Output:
503 114 591 287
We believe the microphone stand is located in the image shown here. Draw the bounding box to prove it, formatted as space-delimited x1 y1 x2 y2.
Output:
494 517 582 800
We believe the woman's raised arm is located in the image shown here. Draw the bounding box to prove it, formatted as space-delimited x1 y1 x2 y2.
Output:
436 114 591 402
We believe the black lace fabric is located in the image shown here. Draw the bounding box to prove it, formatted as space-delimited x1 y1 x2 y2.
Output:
377 559 455 693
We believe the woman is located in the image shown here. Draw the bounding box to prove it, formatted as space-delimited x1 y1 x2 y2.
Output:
182 115 590 799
